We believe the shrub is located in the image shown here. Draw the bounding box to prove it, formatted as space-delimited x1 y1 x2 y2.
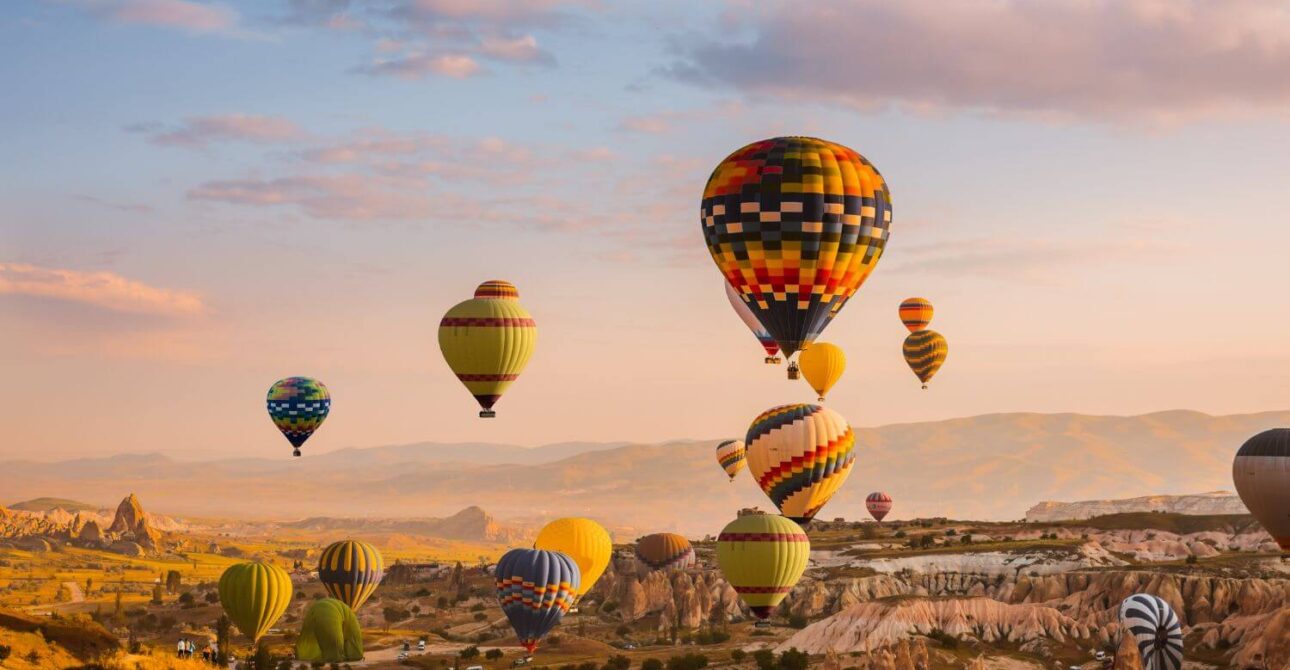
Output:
730 650 746 663
474 612 487 621
787 614 808 629
960 536 973 545
546 636 561 646
778 648 809 670
752 649 776 670
179 591 196 607
459 646 480 660
604 655 630 670
616 624 632 637
601 600 618 614
894 530 906 538
945 529 957 536
0 645 10 661
437 597 449 608
1185 554 1198 564
665 653 708 670
486 649 504 660
641 660 663 670
926 629 958 649
577 663 598 670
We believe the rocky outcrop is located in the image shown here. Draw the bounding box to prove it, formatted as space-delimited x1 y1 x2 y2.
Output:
777 597 1089 653
107 493 144 534
109 540 145 557
75 519 104 544
1026 491 1248 521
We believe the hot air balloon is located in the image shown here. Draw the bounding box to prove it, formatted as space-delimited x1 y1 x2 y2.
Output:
745 404 856 524
865 492 893 522
439 280 537 418
217 562 292 643
266 377 330 457
635 533 696 571
799 342 845 402
1232 428 1290 552
534 518 612 601
903 330 947 389
318 540 385 610
898 297 933 332
701 137 893 368
716 514 809 619
296 598 364 663
495 548 579 653
1118 594 1183 670
715 439 747 481
725 283 780 364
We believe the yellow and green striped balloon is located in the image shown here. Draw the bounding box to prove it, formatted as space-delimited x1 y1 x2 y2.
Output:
217 562 292 643
438 280 537 418
318 540 384 610
902 329 948 389
716 514 809 619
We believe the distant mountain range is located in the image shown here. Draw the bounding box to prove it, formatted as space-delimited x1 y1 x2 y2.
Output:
2 410 1285 537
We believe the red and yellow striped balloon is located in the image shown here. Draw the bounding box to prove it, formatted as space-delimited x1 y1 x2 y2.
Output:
745 404 855 523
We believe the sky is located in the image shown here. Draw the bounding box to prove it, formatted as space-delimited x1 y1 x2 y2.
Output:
2 0 1290 461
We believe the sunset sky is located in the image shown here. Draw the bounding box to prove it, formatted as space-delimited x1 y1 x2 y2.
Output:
3 0 1290 461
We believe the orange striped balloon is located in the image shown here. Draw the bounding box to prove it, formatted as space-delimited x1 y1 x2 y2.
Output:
898 297 933 332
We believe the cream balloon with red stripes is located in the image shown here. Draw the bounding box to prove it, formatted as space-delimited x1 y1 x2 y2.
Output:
745 404 856 524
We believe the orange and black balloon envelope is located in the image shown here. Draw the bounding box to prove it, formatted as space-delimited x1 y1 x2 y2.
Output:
898 298 933 332
902 330 947 389
701 137 893 358
635 533 695 571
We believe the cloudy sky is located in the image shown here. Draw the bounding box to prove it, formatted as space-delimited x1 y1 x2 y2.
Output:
3 0 1289 460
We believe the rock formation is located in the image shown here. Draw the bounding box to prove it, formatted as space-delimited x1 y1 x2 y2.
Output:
1026 491 1248 521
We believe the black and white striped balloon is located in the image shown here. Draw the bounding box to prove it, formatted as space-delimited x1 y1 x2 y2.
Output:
1118 593 1183 670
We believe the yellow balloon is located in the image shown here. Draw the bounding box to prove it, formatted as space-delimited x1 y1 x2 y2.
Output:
716 514 809 619
438 280 537 418
534 517 612 598
799 342 845 401
217 562 292 643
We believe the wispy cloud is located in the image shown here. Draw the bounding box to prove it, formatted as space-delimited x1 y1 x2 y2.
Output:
66 0 241 35
668 0 1290 124
131 114 305 148
887 236 1190 283
0 263 205 316
360 52 484 79
73 194 154 214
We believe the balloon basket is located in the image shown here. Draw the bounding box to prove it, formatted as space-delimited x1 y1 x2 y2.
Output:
479 409 496 418
765 356 782 365
817 397 825 403
292 448 301 457
921 384 928 390
786 363 800 380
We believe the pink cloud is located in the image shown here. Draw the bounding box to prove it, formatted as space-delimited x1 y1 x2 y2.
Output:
0 263 205 316
619 114 671 134
189 174 440 220
142 114 304 148
363 52 484 79
71 0 239 34
670 0 1290 123
478 34 554 64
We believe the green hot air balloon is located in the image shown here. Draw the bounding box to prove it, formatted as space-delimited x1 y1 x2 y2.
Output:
296 598 364 663
218 562 293 643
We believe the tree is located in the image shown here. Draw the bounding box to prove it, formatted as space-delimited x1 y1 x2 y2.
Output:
752 650 776 670
615 624 632 637
179 591 196 607
665 653 708 670
460 646 480 660
604 655 631 670
641 660 663 670
0 645 10 661
383 606 409 630
166 570 183 594
85 576 93 593
778 648 809 670
787 614 807 629
151 583 164 605
253 641 274 669
437 596 450 609
486 649 504 660
730 650 746 663
216 615 232 665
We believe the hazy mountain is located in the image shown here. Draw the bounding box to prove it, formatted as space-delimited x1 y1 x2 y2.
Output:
8 497 100 513
0 410 1284 537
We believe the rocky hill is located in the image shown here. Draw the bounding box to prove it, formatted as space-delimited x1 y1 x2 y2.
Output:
1026 491 1250 521
0 410 1285 535
0 492 168 555
281 505 517 542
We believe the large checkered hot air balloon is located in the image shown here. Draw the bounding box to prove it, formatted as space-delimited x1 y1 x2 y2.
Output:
716 514 809 620
266 377 330 457
903 330 948 389
495 548 579 653
318 540 384 611
1118 593 1183 670
745 403 856 524
702 137 892 373
725 282 780 364
439 280 537 418
1232 428 1290 553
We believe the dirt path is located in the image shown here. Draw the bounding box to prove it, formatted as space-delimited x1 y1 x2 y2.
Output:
61 581 85 602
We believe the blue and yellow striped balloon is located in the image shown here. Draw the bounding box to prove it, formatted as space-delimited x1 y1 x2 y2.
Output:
495 548 579 654
318 540 384 611
267 377 330 457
